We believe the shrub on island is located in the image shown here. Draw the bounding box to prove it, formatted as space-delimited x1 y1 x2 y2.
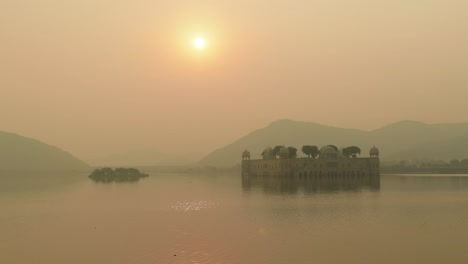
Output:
89 167 149 182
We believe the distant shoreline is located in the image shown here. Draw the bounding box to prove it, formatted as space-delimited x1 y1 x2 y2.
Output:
381 168 468 174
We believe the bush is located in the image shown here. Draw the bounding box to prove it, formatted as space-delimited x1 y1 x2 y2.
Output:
88 167 149 183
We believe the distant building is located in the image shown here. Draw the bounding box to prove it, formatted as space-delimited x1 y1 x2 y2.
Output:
241 146 380 188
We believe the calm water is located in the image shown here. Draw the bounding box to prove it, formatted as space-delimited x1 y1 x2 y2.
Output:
1 174 468 264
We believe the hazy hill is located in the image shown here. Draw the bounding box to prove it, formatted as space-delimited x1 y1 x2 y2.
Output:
386 135 468 161
199 119 468 167
0 131 90 172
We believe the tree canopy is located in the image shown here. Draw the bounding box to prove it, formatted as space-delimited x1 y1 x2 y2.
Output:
462 159 468 167
301 145 319 158
342 146 361 158
273 145 284 157
89 167 149 183
288 147 298 158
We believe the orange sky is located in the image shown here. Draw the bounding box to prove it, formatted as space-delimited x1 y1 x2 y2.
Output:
1 0 468 162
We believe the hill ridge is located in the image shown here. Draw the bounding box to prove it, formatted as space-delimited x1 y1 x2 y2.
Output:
199 119 468 166
0 130 90 172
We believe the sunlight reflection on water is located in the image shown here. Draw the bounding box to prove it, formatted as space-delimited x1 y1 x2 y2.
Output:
171 200 218 212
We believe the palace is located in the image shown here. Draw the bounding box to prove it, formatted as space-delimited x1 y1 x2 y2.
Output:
241 146 380 187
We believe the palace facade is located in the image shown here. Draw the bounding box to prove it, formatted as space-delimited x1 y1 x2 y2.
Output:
241 145 380 188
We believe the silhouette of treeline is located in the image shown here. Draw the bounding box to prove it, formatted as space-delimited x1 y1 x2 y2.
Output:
383 159 468 169
89 168 149 182
382 158 468 174
301 145 361 158
264 145 362 159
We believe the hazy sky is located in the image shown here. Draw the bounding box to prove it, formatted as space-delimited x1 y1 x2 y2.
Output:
1 0 468 162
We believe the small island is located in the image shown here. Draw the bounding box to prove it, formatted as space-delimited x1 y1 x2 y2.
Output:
89 168 149 183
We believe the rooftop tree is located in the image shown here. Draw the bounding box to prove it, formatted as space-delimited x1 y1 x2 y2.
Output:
288 147 298 158
302 145 319 158
342 146 361 158
273 145 284 157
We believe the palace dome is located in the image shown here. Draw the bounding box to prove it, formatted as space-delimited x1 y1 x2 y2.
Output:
370 146 380 156
320 146 338 155
319 145 338 159
279 147 289 155
242 149 250 157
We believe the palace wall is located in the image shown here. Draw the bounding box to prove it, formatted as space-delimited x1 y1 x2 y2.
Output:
242 157 380 185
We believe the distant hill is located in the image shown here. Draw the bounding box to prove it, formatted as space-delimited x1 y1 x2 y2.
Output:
199 119 468 167
0 131 90 172
386 135 468 161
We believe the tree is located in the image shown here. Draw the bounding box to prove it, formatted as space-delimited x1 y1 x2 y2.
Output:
89 167 148 182
342 146 361 158
302 145 312 157
301 145 319 158
310 146 319 158
288 147 297 158
450 159 460 167
461 159 468 167
429 160 449 167
273 145 284 157
399 160 408 168
342 148 350 158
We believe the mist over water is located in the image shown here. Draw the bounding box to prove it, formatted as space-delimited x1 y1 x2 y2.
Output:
2 174 468 264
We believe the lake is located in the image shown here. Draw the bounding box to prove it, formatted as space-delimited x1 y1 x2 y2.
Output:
1 174 468 264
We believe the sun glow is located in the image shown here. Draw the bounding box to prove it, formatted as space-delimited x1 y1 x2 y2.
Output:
193 36 206 50
171 23 224 61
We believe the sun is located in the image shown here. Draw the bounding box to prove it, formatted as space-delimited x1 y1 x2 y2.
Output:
193 36 206 50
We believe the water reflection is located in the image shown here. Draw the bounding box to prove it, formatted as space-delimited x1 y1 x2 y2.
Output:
242 174 380 195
